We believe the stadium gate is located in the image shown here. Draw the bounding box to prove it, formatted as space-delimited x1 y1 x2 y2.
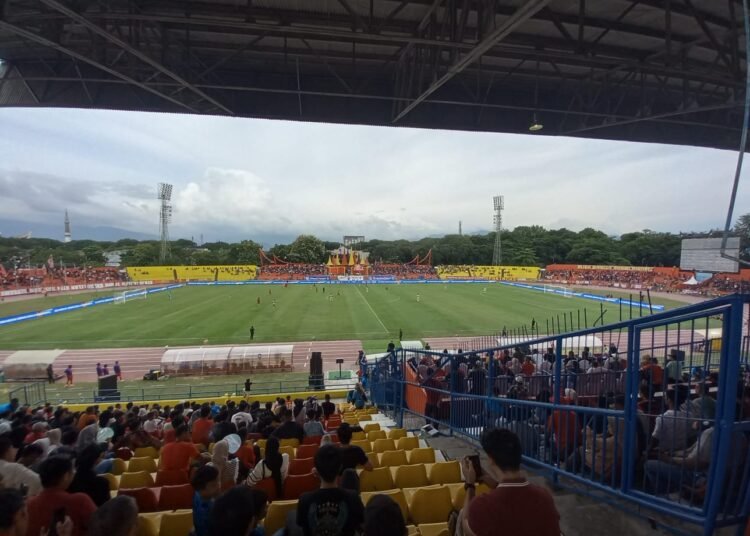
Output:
367 294 750 535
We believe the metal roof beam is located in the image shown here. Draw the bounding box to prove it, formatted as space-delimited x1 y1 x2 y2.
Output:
37 0 234 115
0 19 198 111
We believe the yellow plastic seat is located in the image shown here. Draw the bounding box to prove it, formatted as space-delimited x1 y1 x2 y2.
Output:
111 458 127 476
407 525 419 536
134 446 159 459
397 436 420 451
128 456 158 473
428 461 462 485
352 431 367 441
137 513 160 536
102 473 118 491
279 438 300 449
393 464 429 489
158 510 193 536
351 440 372 453
357 415 372 422
406 485 453 524
388 428 407 440
207 443 215 454
407 448 435 464
256 439 267 448
119 470 155 489
279 446 296 461
373 439 396 453
366 452 380 468
365 407 379 414
367 430 387 441
264 500 298 535
359 467 395 492
361 489 409 521
418 522 450 536
379 450 408 467
362 423 381 433
444 482 491 510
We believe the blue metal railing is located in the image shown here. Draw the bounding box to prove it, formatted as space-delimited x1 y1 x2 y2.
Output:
366 294 750 535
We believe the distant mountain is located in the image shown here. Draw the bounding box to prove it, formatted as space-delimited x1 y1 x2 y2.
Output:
0 219 156 241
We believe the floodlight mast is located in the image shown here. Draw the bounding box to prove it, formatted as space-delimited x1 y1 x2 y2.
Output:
492 195 504 265
158 183 173 264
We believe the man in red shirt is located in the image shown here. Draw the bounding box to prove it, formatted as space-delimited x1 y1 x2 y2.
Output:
462 428 560 536
191 407 213 446
25 456 96 536
161 425 201 471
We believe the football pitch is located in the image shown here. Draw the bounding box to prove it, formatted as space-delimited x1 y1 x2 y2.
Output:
0 283 689 350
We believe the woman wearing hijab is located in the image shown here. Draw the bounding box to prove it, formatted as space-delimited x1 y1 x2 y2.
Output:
246 436 289 498
69 443 110 506
209 438 239 487
32 428 61 460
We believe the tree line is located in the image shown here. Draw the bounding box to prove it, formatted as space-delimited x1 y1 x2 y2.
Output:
1 217 749 269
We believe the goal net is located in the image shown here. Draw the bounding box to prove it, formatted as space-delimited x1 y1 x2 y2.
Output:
543 285 573 298
113 289 148 304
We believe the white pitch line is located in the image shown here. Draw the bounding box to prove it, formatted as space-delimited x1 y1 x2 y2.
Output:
355 286 389 334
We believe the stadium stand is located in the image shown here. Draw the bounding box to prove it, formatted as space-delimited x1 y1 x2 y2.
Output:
1 266 126 290
436 265 541 280
126 265 258 282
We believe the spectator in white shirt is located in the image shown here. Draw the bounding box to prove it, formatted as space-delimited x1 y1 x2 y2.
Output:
230 402 253 429
652 385 692 454
0 436 41 496
587 359 604 374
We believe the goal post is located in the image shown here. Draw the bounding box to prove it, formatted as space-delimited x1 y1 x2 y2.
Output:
113 289 148 304
543 284 573 298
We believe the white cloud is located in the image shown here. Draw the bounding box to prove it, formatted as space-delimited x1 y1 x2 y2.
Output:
0 107 748 243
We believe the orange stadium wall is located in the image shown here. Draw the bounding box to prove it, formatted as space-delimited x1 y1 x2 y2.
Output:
404 363 427 415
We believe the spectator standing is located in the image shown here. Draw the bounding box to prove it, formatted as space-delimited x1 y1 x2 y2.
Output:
95 363 102 377
113 361 122 381
460 428 560 536
25 456 96 536
46 364 55 384
102 364 109 376
421 369 443 430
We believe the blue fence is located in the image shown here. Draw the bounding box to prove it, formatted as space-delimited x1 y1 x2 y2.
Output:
367 294 750 535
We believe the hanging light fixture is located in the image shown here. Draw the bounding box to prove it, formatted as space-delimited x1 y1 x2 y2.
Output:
529 55 543 132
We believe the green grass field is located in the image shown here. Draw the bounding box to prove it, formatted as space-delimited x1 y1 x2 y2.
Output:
0 283 692 350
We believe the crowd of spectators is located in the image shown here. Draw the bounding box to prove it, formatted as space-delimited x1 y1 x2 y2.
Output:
258 264 327 279
1 267 125 291
402 344 750 508
370 263 436 279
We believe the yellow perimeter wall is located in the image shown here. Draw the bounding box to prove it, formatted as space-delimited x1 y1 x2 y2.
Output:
127 265 258 282
436 265 541 280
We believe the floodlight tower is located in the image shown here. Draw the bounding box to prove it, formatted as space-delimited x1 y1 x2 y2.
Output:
158 183 173 264
492 195 504 265
63 209 72 243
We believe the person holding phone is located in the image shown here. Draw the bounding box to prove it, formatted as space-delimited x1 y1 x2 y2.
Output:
458 429 560 536
25 457 96 536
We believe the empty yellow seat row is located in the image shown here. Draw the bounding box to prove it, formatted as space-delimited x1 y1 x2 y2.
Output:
358 461 462 491
352 436 421 453
360 482 490 525
137 509 192 536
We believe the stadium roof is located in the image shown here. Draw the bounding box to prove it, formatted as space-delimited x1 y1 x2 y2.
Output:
0 0 747 150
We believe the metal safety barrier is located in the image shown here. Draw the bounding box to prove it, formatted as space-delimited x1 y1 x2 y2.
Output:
366 294 750 535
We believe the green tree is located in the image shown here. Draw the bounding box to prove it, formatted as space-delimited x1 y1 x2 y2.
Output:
81 245 106 266
227 240 262 264
287 235 327 263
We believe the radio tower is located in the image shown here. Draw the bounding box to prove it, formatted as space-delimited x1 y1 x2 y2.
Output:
492 195 504 265
157 183 173 264
63 209 72 243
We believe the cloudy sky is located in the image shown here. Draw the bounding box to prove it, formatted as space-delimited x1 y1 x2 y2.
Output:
1 107 748 246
